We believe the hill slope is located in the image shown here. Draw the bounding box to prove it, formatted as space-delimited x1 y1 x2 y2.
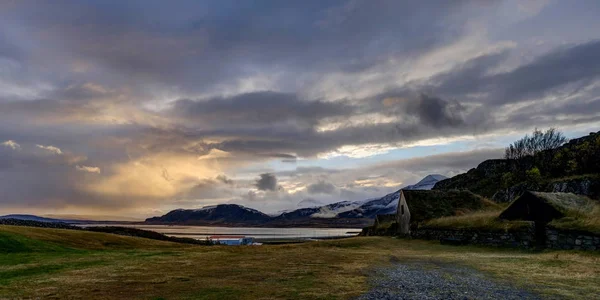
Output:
434 131 600 202
0 214 77 223
145 204 271 225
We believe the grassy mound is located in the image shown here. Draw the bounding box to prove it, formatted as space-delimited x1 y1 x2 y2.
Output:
0 225 181 253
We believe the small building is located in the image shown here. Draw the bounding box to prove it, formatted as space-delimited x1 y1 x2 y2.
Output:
499 191 594 245
396 189 486 235
209 235 256 246
499 191 593 223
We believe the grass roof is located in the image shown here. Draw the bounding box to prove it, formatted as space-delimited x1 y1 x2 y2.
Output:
528 192 595 215
531 192 600 234
402 189 494 223
422 210 532 231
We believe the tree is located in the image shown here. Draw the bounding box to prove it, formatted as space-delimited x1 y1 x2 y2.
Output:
505 128 568 160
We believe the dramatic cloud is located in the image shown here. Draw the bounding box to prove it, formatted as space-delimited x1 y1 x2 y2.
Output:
255 173 279 191
0 1 598 217
432 41 600 106
171 92 353 130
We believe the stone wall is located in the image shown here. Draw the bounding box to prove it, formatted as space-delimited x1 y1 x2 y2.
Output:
546 228 600 250
412 227 536 249
411 226 600 251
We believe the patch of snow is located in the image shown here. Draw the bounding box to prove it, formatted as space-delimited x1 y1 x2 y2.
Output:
311 201 363 218
403 174 447 190
193 205 217 212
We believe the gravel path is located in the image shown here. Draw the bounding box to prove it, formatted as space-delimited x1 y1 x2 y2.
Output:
357 261 542 300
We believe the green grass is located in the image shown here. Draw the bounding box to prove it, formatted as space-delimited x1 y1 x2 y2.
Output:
0 225 599 299
550 202 600 234
422 210 532 231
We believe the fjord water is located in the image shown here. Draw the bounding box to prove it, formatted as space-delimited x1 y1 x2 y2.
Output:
82 224 361 240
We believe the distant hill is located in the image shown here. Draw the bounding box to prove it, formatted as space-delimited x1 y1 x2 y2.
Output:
0 214 80 223
434 131 600 202
145 174 447 227
145 204 272 226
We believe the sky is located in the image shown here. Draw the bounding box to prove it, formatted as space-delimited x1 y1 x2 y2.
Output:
1 0 599 219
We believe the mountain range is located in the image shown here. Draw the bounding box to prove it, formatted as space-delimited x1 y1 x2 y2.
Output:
0 174 447 228
145 174 447 227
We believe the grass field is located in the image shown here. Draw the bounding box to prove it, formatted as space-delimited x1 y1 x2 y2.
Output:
1 225 599 299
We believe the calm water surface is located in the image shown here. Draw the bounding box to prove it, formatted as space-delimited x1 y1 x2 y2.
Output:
82 224 361 240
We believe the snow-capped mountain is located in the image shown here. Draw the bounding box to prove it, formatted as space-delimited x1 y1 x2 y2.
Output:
144 175 447 226
146 204 272 225
296 198 324 208
403 174 447 190
273 200 362 221
319 174 447 219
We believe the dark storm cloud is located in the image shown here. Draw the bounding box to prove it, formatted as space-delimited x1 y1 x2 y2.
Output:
184 176 235 200
488 40 600 105
0 1 471 93
403 94 467 128
171 91 353 129
255 173 279 191
1 0 600 215
307 181 337 194
432 40 600 106
160 90 486 158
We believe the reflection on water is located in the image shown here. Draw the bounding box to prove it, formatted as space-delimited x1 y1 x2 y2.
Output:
81 224 361 240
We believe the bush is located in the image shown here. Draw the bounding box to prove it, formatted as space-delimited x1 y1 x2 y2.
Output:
505 128 567 160
526 167 542 184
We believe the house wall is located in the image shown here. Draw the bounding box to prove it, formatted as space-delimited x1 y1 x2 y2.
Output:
396 192 411 235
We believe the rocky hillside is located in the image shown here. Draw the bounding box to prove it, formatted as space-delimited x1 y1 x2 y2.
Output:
434 131 600 202
433 159 511 199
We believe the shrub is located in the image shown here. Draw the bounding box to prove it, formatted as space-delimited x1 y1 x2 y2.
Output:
505 128 567 160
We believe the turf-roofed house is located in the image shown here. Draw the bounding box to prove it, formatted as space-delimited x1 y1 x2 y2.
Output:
499 191 597 243
396 190 488 235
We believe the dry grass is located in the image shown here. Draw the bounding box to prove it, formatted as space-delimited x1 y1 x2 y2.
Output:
1 226 599 299
551 203 600 234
